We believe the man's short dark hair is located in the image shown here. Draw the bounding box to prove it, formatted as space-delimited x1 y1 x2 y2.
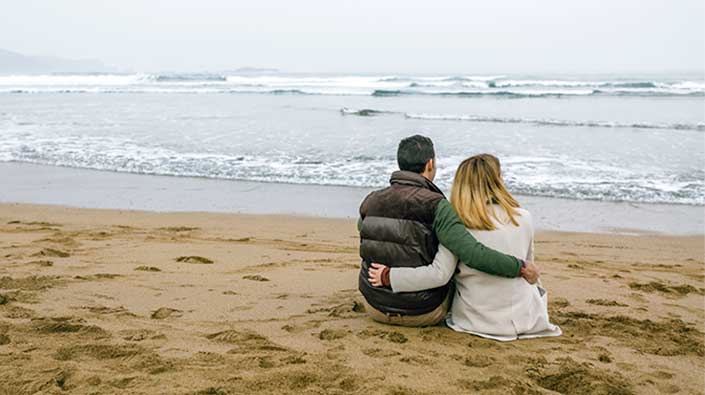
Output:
397 135 435 173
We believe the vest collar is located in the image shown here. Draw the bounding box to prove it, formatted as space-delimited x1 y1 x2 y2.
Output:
390 170 444 195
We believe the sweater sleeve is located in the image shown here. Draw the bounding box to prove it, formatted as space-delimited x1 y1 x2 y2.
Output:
434 199 522 278
390 244 458 292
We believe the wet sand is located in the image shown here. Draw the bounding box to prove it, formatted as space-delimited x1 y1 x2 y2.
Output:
1 162 703 235
0 203 703 394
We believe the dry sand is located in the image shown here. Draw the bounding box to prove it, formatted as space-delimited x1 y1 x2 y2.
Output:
0 203 702 394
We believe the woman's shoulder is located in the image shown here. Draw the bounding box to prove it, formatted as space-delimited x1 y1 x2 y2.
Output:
516 207 532 219
486 204 533 229
492 204 531 219
514 207 534 234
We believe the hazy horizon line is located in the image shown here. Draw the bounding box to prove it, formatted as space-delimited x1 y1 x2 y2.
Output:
3 47 703 77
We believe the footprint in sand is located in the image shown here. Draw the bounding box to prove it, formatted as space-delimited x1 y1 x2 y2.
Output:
206 329 289 354
7 220 61 227
134 266 161 272
318 329 348 341
159 226 199 232
151 307 183 319
121 329 164 341
552 298 570 308
533 358 633 394
32 248 70 258
80 305 135 317
54 343 143 362
362 348 400 358
36 235 79 248
400 355 432 365
189 351 227 365
0 275 59 291
27 260 53 267
281 355 307 365
175 256 213 264
243 274 269 282
306 301 365 317
586 298 628 307
74 273 122 281
458 354 494 367
30 316 108 337
629 281 704 296
552 310 704 357
358 329 408 344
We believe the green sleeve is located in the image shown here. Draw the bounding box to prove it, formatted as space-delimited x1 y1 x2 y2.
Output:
357 217 363 232
434 199 521 278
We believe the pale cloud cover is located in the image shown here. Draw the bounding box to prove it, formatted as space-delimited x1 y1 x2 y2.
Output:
1 0 702 73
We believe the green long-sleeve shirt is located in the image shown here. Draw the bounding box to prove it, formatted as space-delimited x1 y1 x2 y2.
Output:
358 199 522 278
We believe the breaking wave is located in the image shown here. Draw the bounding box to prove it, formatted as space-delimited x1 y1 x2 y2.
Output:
403 113 705 131
0 133 701 205
339 108 705 131
0 73 702 97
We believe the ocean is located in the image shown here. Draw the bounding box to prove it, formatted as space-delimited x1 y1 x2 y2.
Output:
1 73 703 206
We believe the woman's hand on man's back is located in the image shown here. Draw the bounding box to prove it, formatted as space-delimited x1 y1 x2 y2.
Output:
368 263 390 287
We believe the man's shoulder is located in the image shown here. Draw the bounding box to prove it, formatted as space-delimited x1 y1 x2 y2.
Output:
364 184 393 198
359 187 389 216
364 184 443 203
415 186 445 200
361 184 445 223
360 186 387 209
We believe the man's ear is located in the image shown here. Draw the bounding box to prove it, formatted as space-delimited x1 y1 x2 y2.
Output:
426 158 435 172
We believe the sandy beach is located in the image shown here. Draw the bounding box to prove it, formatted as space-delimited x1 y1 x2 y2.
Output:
0 203 702 394
2 2 703 395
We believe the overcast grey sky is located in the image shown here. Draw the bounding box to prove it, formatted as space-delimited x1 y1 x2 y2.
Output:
1 0 703 73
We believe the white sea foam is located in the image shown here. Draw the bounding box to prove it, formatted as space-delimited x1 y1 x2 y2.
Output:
493 79 599 88
672 81 705 90
0 130 702 205
0 73 702 96
403 112 705 131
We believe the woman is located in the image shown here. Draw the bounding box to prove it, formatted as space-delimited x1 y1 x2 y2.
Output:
368 154 561 341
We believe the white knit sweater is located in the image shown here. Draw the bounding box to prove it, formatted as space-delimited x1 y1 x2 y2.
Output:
390 205 561 341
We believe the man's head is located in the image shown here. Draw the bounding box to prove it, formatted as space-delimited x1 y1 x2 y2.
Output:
397 135 436 181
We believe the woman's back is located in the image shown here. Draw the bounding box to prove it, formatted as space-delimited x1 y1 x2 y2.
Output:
465 204 533 262
449 205 560 341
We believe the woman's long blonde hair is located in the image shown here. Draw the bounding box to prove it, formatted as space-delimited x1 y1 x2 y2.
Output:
450 154 521 231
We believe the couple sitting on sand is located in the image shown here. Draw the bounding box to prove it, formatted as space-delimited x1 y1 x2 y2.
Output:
357 135 561 341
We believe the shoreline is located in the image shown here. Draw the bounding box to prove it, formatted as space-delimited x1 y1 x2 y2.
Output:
0 202 702 394
1 162 703 235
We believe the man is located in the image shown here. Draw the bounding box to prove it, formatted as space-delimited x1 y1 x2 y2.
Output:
358 135 539 327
